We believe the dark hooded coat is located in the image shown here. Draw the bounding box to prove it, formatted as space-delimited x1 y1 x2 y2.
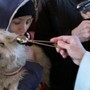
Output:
0 0 43 90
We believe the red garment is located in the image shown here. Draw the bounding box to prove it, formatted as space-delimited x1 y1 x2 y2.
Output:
40 82 49 90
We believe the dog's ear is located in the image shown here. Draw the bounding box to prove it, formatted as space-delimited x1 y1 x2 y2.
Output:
0 29 6 31
5 33 18 43
0 30 16 43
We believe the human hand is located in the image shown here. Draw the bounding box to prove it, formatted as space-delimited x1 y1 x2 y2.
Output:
72 20 90 42
80 11 90 19
50 36 86 65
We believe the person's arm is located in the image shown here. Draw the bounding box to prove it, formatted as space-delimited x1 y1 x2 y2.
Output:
18 61 43 90
74 51 90 90
50 35 90 89
50 35 86 65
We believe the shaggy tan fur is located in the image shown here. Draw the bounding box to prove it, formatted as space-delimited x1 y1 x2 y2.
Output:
0 30 27 90
0 30 51 90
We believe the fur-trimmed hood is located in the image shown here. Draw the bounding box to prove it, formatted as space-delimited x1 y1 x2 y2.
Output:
0 0 32 30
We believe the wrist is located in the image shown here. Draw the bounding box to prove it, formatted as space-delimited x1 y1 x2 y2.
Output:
73 50 86 65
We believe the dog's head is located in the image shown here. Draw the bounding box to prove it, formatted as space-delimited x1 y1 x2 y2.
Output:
0 30 27 70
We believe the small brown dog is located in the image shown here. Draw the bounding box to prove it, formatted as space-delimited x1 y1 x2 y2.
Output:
0 30 27 90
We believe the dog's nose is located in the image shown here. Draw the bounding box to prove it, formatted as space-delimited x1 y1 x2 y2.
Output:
0 42 4 47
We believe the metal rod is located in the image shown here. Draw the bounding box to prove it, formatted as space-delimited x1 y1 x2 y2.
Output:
16 35 56 48
31 40 54 43
28 40 56 47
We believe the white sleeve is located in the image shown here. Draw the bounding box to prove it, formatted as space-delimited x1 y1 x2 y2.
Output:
74 51 90 90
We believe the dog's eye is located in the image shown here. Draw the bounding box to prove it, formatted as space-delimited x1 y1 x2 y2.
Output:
0 42 4 47
0 54 2 59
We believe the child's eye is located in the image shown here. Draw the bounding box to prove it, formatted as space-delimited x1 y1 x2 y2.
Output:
13 21 21 24
12 19 21 24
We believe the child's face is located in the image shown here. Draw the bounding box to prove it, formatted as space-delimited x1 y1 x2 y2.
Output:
9 15 33 35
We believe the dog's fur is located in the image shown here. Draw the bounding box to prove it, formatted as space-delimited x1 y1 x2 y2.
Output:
0 30 27 90
0 30 51 90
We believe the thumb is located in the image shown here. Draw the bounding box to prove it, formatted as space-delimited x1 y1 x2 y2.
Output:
50 37 59 42
57 40 69 50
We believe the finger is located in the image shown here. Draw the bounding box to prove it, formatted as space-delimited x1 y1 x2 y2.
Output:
56 46 63 53
56 36 74 44
51 36 74 44
83 20 90 24
60 49 68 58
56 45 68 58
56 47 60 53
50 37 59 42
57 40 69 50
